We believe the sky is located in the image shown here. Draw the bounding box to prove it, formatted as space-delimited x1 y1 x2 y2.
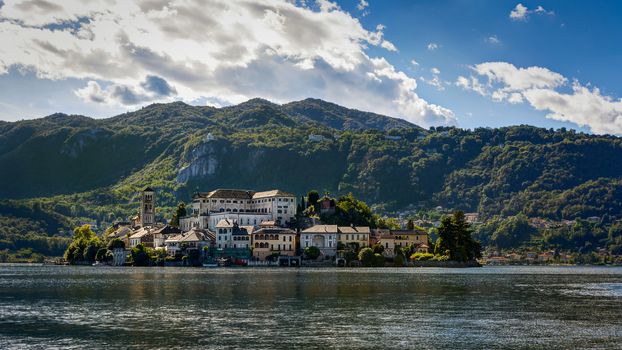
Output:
0 0 621 134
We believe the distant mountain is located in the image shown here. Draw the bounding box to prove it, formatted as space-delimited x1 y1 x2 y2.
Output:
1 98 622 246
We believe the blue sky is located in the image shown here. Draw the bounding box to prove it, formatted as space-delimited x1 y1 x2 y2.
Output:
0 0 621 134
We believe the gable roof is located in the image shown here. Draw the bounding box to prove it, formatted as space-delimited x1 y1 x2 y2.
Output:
216 219 235 228
338 226 371 234
129 227 152 239
252 189 295 199
302 225 338 233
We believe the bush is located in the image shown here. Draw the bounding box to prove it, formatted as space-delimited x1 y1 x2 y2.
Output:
410 252 434 261
358 247 374 266
304 246 321 260
432 254 450 262
372 253 385 267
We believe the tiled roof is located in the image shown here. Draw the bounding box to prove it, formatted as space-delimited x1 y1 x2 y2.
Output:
252 189 295 199
253 227 296 235
129 227 152 239
302 225 338 233
216 219 235 228
203 189 254 199
338 226 371 234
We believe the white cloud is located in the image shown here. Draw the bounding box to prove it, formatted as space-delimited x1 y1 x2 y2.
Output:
486 35 500 44
410 59 419 67
510 3 554 21
421 67 446 91
427 42 439 50
357 0 369 11
457 61 622 134
0 0 453 126
510 3 528 20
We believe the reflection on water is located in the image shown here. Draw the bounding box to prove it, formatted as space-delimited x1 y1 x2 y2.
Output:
1 266 621 349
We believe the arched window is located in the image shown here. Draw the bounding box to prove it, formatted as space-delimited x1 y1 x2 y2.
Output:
255 242 259 248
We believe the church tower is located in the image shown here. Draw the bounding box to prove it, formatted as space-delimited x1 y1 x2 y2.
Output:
140 187 155 227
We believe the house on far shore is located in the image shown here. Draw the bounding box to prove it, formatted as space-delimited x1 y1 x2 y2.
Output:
376 229 429 258
301 225 338 258
338 225 370 250
252 226 297 260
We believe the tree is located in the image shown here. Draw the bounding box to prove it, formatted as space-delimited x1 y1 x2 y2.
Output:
304 246 321 260
372 253 385 267
307 190 320 211
407 219 415 230
130 243 151 266
108 238 125 250
434 211 481 262
491 214 536 249
170 202 187 227
358 247 374 267
372 243 384 254
95 248 111 262
64 225 102 264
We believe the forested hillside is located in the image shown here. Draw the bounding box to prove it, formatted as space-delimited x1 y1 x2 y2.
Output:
1 98 622 256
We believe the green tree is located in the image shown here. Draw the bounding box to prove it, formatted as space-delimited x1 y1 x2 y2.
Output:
406 219 415 230
372 253 385 267
130 243 151 266
304 246 321 260
307 190 320 211
358 247 374 267
434 211 481 262
108 238 125 250
95 248 111 262
170 202 187 227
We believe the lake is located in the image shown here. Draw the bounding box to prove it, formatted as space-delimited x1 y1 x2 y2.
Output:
1 265 621 349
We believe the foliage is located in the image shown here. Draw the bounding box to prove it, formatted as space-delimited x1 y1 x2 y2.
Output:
358 247 374 267
372 253 385 267
130 243 152 266
63 225 103 264
4 100 622 255
170 202 187 227
304 246 321 260
410 252 435 261
434 211 481 262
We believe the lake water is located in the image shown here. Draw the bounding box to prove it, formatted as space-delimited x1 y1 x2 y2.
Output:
1 265 621 349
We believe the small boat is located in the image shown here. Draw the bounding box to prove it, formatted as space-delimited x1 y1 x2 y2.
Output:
202 263 218 268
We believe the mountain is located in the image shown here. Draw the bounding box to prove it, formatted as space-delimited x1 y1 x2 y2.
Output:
1 98 622 256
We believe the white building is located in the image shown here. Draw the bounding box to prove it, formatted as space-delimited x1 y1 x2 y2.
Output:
180 189 296 231
301 225 338 258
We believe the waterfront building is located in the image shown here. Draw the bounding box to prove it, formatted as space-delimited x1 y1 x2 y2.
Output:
129 227 154 248
376 229 429 258
252 226 298 260
164 228 213 256
301 225 338 258
338 225 370 250
152 225 182 248
179 189 296 231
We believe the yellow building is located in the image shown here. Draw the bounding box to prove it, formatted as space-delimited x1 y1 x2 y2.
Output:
376 229 429 258
252 227 298 260
338 226 370 249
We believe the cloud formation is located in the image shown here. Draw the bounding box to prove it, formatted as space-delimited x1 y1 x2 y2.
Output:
510 3 554 21
457 62 622 134
0 0 455 126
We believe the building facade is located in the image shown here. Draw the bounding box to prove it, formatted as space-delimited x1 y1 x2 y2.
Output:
301 225 338 258
338 226 370 249
180 189 296 231
252 227 298 260
376 229 429 258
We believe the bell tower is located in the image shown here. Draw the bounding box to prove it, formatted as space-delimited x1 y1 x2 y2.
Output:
140 187 155 227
